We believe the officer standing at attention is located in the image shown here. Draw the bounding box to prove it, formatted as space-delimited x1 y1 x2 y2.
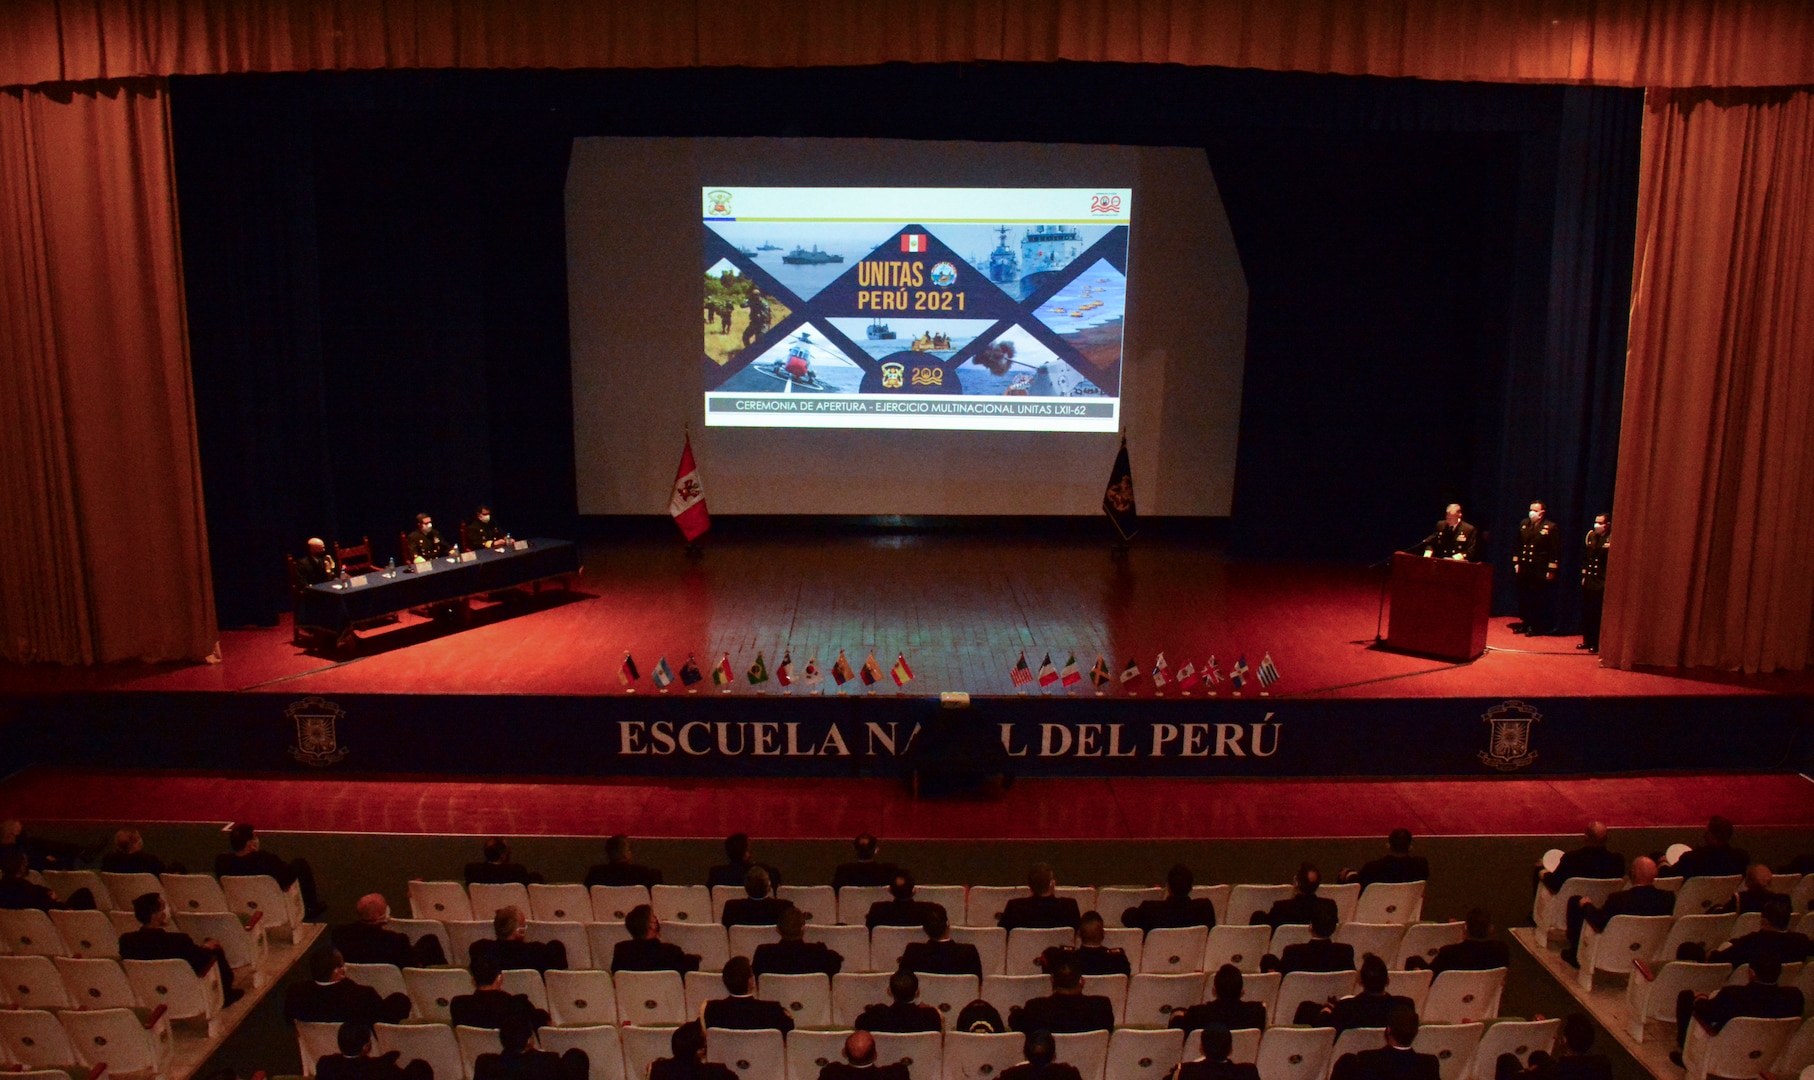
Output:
1419 503 1478 560
1579 514 1611 652
1513 501 1561 635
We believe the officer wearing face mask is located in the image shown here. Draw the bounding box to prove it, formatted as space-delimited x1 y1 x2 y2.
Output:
1579 514 1611 652
468 506 507 549
1512 501 1561 635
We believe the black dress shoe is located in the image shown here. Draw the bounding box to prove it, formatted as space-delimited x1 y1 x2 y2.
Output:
1560 949 1579 968
1576 643 1593 650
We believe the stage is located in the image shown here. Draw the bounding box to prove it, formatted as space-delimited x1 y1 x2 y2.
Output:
3 531 1810 780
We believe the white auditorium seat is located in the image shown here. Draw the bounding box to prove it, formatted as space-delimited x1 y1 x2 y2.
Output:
0 1008 81 1070
1395 922 1466 969
1205 925 1272 974
124 956 226 1034
40 871 113 913
1082 973 1128 1026
500 967 550 1013
949 926 1007 976
941 1030 1024 1080
1321 883 1362 924
982 974 1050 1020
160 872 230 914
404 965 476 1022
871 925 919 974
1470 1018 1559 1080
344 962 409 1001
221 873 307 942
964 887 1022 928
468 882 532 922
651 884 713 925
53 955 138 1010
758 972 832 1029
0 909 67 957
376 1022 465 1080
0 955 74 1009
528 883 591 922
874 1029 943 1080
1274 970 1357 1026
177 909 269 982
47 909 119 959
589 884 649 922
1424 968 1505 1024
776 885 836 926
456 1024 504 1080
1254 1025 1335 1080
706 1026 787 1080
916 973 980 1025
546 968 619 1026
1005 927 1075 975
537 1025 627 1080
1123 973 1204 1030
837 887 891 926
60 1007 175 1078
1412 1022 1483 1080
1052 1029 1109 1080
787 1028 853 1080
1140 926 1209 975
1335 922 1407 968
1532 877 1621 944
1672 876 1743 918
296 1019 341 1077
1682 1015 1799 1080
832 971 891 1028
1106 1028 1185 1080
621 1025 677 1080
1355 881 1424 924
730 923 781 960
1576 916 1671 991
445 919 494 967
666 921 731 972
614 969 688 1026
1097 887 1164 926
1225 885 1292 929
527 919 592 970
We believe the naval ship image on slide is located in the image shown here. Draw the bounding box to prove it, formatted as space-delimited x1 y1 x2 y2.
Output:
782 244 844 265
1018 225 1082 299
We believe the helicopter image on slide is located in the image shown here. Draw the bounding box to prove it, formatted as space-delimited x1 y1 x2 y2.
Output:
752 330 832 391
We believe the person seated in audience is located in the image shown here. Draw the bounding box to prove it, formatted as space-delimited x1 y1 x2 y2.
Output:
465 837 544 886
215 823 326 918
753 906 842 976
1256 863 1337 929
1263 906 1353 974
612 903 701 973
406 513 450 561
1300 954 1412 1030
472 1012 587 1080
471 905 565 973
856 968 942 1033
1170 964 1268 1034
1331 1005 1439 1080
1707 898 1813 966
1670 949 1804 1065
584 834 663 888
649 1021 737 1080
834 833 900 890
295 537 340 585
453 953 551 1030
1664 816 1750 879
1426 908 1510 973
468 506 508 550
900 907 983 977
999 863 1082 931
1716 863 1778 914
1009 958 1115 1034
101 827 185 875
1562 855 1671 967
334 893 446 967
317 1022 432 1080
1342 829 1430 887
1000 1030 1083 1080
1172 1023 1261 1080
0 819 84 873
702 956 794 1032
1123 864 1218 931
120 891 243 1005
285 947 412 1026
819 1030 911 1080
1038 910 1129 976
722 866 794 927
0 849 91 910
956 999 1007 1033
708 832 782 889
866 870 945 929
1539 822 1623 894
1495 1013 1610 1080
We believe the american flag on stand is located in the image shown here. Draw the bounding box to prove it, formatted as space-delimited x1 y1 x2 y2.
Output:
1010 651 1035 687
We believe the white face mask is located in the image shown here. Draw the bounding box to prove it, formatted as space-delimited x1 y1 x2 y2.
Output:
1529 511 1541 521
479 515 490 523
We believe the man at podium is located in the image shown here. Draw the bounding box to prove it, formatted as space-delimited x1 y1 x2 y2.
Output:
1418 504 1478 561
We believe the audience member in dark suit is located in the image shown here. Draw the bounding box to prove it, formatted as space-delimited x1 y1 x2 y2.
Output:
334 893 446 968
1496 1014 1612 1080
1123 865 1218 931
999 863 1082 931
1331 1007 1440 1080
834 833 900 891
1038 911 1129 976
584 835 663 889
452 954 551 1031
1343 830 1431 888
285 948 411 1026
707 833 783 890
1665 816 1750 880
294 538 341 586
1010 959 1116 1035
722 867 795 928
1671 950 1804 1062
470 906 565 974
1171 965 1268 1034
1709 899 1814 966
1300 955 1412 1030
753 907 843 977
649 1022 737 1080
818 1030 912 1080
999 1031 1084 1080
1427 909 1510 974
1716 864 1780 915
1539 823 1624 894
0 820 85 874
317 1023 433 1080
866 871 947 929
899 908 983 977
702 957 794 1032
214 823 325 918
1256 864 1339 930
0 849 88 911
1264 908 1354 974
465 838 544 886
119 891 242 1003
1562 856 1672 966
1174 1024 1263 1080
856 969 943 1033
101 828 185 876
612 904 701 974
471 1013 587 1080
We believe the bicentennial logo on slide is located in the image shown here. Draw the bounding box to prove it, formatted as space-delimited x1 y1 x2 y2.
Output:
700 187 1131 433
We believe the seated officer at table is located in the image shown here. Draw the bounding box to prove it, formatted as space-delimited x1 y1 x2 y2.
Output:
295 538 339 585
406 513 450 562
1419 504 1478 561
469 506 508 549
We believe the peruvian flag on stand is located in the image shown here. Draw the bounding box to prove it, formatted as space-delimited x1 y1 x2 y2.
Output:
669 434 711 542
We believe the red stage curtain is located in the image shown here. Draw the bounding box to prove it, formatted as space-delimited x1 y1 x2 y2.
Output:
1602 86 1814 673
4 0 1814 90
0 79 217 664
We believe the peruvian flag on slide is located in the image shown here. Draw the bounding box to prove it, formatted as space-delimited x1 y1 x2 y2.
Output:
900 233 928 252
669 434 710 541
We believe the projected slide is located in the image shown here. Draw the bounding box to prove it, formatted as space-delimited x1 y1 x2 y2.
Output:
702 188 1131 432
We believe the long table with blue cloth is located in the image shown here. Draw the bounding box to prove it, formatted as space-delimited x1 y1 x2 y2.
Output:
295 538 580 636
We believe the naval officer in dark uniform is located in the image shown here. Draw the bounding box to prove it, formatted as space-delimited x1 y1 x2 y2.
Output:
1513 501 1561 635
406 513 450 561
1419 504 1478 561
1579 514 1610 651
468 506 507 549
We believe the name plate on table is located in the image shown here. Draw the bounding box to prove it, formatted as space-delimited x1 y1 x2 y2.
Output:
415 560 432 572
460 550 478 562
349 575 369 587
512 539 530 550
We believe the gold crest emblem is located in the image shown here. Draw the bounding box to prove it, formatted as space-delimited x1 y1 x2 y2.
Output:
1479 700 1539 771
705 189 732 216
881 362 905 389
910 367 944 387
286 696 349 766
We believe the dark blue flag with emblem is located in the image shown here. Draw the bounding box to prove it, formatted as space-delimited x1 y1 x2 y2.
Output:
1102 436 1137 540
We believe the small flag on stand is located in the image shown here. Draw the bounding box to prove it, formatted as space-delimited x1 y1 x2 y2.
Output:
832 650 855 687
1060 654 1081 688
747 652 769 687
1230 655 1250 692
777 651 794 688
1037 653 1059 688
652 656 675 690
1102 435 1138 541
1151 652 1170 689
1258 653 1281 691
618 653 640 687
803 654 824 692
1011 652 1034 688
1175 660 1198 689
1119 657 1141 687
669 434 711 542
713 653 734 688
860 652 883 688
1090 656 1112 689
679 654 703 688
891 653 914 687
1207 655 1224 687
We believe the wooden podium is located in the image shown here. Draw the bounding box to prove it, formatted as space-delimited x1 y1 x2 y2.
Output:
1384 552 1492 661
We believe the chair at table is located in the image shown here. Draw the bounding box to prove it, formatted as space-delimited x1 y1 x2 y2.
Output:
334 537 380 575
